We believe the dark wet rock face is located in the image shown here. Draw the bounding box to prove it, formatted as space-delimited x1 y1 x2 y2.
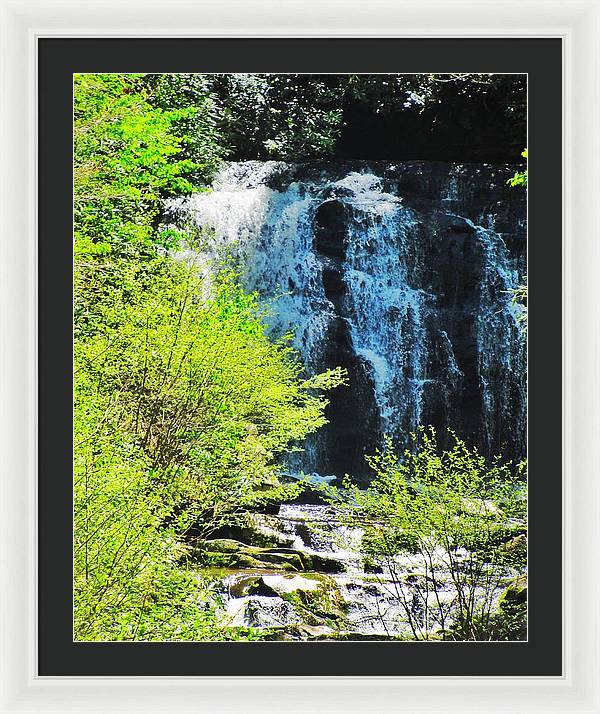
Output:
168 161 526 482
313 199 382 477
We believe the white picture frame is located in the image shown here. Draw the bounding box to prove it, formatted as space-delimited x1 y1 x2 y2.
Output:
1 0 597 711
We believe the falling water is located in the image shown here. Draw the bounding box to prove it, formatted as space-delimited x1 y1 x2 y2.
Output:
166 160 526 480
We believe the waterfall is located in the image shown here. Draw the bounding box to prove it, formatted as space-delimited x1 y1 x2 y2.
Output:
166 160 526 480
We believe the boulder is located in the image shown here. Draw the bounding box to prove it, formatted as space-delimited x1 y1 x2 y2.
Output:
260 546 343 573
192 538 344 573
258 573 347 624
226 572 348 629
225 595 300 628
501 533 527 553
193 538 300 571
209 513 297 549
499 573 527 608
240 513 297 549
499 534 527 568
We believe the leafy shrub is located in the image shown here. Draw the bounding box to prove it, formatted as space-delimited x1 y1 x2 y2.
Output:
324 427 527 640
74 256 345 639
73 74 346 640
74 383 220 640
142 73 226 183
74 73 199 256
508 148 528 187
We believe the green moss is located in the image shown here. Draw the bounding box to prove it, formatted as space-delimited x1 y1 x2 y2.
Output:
277 574 348 626
194 539 312 571
499 574 527 608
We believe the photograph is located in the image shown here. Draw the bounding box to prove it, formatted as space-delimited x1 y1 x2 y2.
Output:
73 72 528 643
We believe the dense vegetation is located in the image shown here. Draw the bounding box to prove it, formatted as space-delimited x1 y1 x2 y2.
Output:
74 74 344 640
322 428 527 640
74 73 526 641
142 73 526 163
509 148 528 331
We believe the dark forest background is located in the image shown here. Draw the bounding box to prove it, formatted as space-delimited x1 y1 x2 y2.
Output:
146 73 526 171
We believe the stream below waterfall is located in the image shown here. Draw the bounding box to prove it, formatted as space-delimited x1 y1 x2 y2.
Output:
205 503 516 640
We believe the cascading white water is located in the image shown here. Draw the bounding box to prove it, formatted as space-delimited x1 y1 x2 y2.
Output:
166 160 526 478
214 502 515 638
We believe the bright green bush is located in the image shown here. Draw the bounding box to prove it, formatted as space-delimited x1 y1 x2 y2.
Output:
73 74 345 641
76 257 345 528
141 73 226 183
74 363 273 641
324 427 527 640
74 378 213 640
508 148 528 187
74 256 345 639
74 73 200 256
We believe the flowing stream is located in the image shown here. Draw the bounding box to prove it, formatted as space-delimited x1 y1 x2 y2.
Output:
210 503 515 639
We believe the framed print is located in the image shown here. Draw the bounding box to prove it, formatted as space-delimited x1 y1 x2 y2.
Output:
1 1 599 712
43 36 556 674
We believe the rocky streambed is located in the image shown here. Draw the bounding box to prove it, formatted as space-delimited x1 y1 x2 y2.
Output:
189 504 526 641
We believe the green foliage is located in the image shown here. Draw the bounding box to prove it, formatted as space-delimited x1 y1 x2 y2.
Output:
507 150 527 333
75 257 340 639
73 74 345 641
508 148 528 187
182 73 527 162
323 427 527 640
74 73 200 256
211 74 344 160
74 255 345 639
74 383 221 641
77 258 344 529
142 73 226 183
75 73 525 172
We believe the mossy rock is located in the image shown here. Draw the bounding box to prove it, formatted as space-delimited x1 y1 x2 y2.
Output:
200 550 264 569
194 537 346 574
278 574 347 624
239 513 297 549
193 538 301 571
259 547 343 573
199 538 248 554
241 572 348 627
501 533 527 551
227 575 265 598
499 574 527 608
254 551 305 570
308 553 345 573
210 513 297 549
363 556 384 574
